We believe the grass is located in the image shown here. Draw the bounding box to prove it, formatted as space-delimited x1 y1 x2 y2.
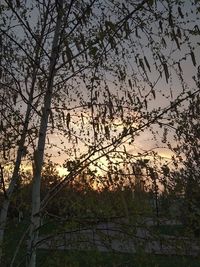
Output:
3 219 200 266
151 224 185 236
36 249 200 267
2 219 28 266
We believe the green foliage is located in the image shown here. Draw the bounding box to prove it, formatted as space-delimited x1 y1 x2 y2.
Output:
1 0 200 265
2 220 28 266
151 224 185 236
36 250 200 267
166 92 200 236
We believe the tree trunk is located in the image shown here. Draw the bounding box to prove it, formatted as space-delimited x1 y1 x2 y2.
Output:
27 1 63 266
0 26 44 263
0 70 38 264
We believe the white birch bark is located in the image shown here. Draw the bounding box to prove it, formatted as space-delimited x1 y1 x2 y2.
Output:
27 1 63 266
0 72 38 264
0 31 44 265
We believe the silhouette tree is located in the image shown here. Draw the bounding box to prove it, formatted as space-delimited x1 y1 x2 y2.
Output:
167 72 200 236
0 0 200 265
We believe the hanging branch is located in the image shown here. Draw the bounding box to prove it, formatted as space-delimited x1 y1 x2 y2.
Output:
0 164 7 200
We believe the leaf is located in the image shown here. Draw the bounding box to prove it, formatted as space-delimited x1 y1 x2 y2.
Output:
105 20 115 31
135 27 139 37
163 62 169 83
80 33 85 47
62 111 65 122
0 120 3 131
177 62 182 73
162 165 170 176
66 113 70 129
172 30 180 50
177 28 182 39
16 0 21 7
174 35 180 50
108 36 116 49
128 92 133 105
137 97 142 108
139 58 146 73
81 113 84 125
191 51 196 66
119 69 126 81
148 0 154 6
119 105 124 120
144 56 151 72
128 79 132 89
97 30 105 42
144 98 147 109
124 21 131 38
89 46 98 57
178 6 184 18
85 4 91 17
151 89 156 99
108 99 113 119
105 125 110 139
122 127 128 136
3 143 7 160
13 93 18 105
7 0 13 7
168 10 173 27
108 172 112 184
159 21 163 33
49 110 54 129
161 37 167 48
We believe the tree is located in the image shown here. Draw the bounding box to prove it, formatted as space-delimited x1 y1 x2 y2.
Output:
0 0 200 266
0 0 50 261
166 70 200 235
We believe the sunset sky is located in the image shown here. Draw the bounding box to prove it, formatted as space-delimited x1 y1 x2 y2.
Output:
1 0 200 180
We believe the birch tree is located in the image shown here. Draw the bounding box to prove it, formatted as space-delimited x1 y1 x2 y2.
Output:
0 0 199 266
0 1 56 263
0 18 43 264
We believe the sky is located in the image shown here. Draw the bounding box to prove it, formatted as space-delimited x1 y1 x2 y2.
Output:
1 0 200 182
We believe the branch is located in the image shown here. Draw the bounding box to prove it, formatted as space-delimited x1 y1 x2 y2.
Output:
0 164 8 199
40 87 200 210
